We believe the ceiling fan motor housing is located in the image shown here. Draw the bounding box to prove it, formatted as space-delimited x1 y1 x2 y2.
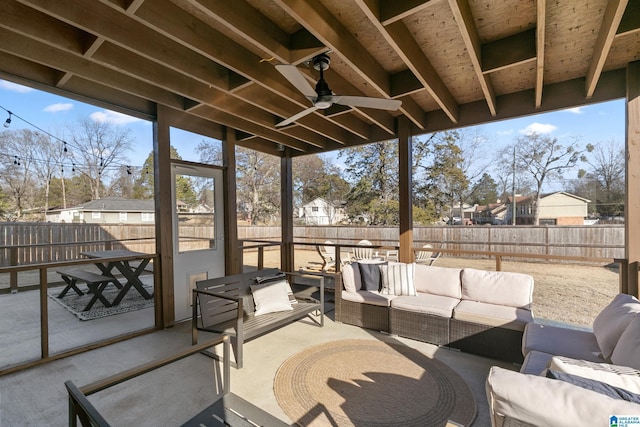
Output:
313 53 333 108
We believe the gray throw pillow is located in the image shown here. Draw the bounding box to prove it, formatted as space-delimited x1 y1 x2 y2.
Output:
358 262 383 291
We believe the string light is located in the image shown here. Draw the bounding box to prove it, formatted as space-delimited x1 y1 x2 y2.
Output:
4 111 12 128
13 155 20 166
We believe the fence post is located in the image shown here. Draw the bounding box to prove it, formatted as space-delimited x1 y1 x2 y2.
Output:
10 247 18 293
495 255 502 271
258 247 264 270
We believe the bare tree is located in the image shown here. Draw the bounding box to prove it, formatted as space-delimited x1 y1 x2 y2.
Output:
501 133 586 225
0 130 40 218
68 117 133 200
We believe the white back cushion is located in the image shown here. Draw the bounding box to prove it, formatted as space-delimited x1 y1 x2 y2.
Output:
592 293 640 360
414 265 462 298
611 314 640 370
461 268 533 308
341 263 361 293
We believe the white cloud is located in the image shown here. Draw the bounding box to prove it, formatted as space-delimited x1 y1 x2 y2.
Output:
90 110 141 125
564 107 583 114
0 80 33 93
43 103 73 113
520 122 557 135
497 129 513 136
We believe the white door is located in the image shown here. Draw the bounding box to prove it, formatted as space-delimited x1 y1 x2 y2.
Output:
172 164 225 321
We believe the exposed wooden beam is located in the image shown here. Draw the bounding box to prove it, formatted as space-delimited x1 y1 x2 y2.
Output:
535 0 546 108
585 0 628 98
380 0 435 26
481 29 536 73
625 61 640 297
354 0 457 125
448 0 497 116
617 0 640 36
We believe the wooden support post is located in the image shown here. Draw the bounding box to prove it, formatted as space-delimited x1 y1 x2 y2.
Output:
10 247 17 293
495 255 502 272
626 61 640 297
40 267 48 359
281 151 295 273
398 116 414 263
154 104 174 327
223 127 240 275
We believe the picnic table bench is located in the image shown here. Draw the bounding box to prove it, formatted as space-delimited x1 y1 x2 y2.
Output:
192 269 324 369
55 269 120 311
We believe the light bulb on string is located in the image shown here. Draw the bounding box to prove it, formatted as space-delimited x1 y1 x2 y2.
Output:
13 155 20 165
3 111 12 128
126 166 131 175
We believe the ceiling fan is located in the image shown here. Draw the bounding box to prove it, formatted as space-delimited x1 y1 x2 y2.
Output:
275 53 402 127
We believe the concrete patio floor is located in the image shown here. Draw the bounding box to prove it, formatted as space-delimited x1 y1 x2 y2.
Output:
0 304 515 427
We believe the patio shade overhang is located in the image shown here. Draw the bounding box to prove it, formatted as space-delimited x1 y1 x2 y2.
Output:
1 0 639 156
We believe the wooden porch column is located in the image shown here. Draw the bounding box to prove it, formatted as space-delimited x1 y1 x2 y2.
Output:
625 61 640 298
398 116 414 263
281 149 294 272
223 127 240 275
154 104 174 327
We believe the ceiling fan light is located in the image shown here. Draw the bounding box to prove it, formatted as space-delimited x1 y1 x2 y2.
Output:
315 100 332 109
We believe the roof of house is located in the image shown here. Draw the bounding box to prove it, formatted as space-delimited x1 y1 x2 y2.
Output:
50 197 155 213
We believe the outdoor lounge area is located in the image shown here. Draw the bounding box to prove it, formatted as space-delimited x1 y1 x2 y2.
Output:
2 0 640 426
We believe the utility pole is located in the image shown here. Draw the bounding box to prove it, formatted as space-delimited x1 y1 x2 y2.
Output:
512 146 517 226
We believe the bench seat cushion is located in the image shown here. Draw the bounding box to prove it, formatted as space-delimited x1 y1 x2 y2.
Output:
520 350 555 375
461 268 533 308
522 322 604 362
414 265 462 298
341 290 396 307
390 293 459 317
453 300 533 331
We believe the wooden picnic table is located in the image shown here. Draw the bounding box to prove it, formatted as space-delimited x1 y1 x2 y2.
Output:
80 250 154 305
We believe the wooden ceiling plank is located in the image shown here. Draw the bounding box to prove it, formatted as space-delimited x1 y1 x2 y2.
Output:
380 0 435 26
288 29 328 65
0 27 186 109
383 20 458 123
275 0 392 97
535 0 546 108
447 0 497 116
585 0 629 98
390 69 424 97
397 95 426 129
174 0 291 64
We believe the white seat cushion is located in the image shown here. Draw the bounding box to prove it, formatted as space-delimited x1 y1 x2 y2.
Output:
522 322 604 362
549 356 640 394
414 265 462 298
520 350 554 375
592 293 640 360
390 293 459 317
453 300 533 331
461 268 533 308
341 290 396 307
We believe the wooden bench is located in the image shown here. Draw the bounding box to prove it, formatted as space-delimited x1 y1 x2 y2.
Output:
56 269 120 311
192 269 324 369
65 336 291 426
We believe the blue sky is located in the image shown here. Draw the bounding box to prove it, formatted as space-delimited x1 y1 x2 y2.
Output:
0 79 626 182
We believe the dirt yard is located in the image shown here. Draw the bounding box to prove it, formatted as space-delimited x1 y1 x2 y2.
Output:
289 250 619 328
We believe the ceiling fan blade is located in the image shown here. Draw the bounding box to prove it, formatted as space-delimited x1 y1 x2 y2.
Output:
276 106 319 127
331 96 402 111
275 64 317 99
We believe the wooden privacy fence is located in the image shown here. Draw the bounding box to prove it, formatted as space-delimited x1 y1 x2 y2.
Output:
0 223 625 267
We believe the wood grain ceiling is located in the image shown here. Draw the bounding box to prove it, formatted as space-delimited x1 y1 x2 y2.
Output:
1 0 639 157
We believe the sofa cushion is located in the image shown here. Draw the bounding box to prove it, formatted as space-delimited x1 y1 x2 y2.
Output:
611 314 640 370
453 300 533 331
391 293 459 317
341 263 361 293
549 356 640 394
380 262 416 296
461 268 533 308
592 293 640 360
250 280 293 316
545 370 640 403
486 366 640 427
520 350 554 375
413 265 462 298
522 323 604 362
341 290 396 307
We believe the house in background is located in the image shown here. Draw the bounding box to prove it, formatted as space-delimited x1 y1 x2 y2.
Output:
297 198 346 225
475 202 509 225
505 192 591 225
46 197 155 224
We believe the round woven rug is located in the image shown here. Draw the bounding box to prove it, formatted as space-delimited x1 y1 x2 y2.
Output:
274 339 476 427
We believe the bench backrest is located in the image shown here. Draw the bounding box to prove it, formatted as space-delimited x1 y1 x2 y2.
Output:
196 269 281 328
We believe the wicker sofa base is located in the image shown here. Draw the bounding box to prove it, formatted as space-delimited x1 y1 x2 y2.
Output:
449 318 525 363
337 299 390 332
389 308 450 346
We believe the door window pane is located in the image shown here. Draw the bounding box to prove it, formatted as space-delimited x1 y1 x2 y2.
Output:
176 174 215 252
